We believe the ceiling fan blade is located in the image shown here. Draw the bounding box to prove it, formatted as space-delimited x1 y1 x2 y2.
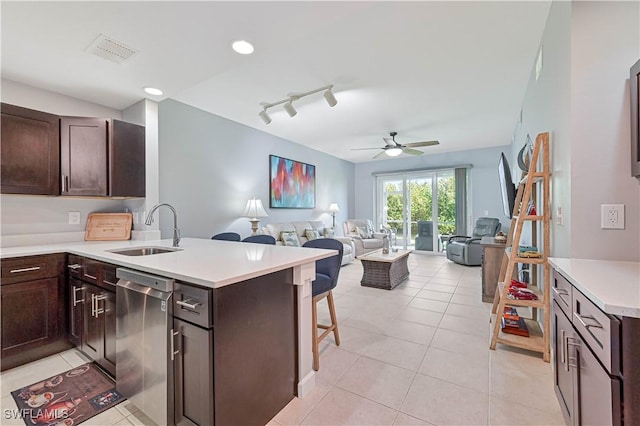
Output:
402 148 424 156
351 147 383 151
373 150 388 159
404 140 440 148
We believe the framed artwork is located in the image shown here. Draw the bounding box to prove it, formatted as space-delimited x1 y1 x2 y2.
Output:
269 155 316 208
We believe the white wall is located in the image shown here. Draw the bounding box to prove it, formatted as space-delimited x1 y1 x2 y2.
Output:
512 0 572 257
0 80 130 238
514 1 640 261
353 145 512 234
569 1 640 261
157 99 354 240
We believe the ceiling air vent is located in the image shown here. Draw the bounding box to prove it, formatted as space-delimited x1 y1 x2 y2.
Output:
87 34 138 64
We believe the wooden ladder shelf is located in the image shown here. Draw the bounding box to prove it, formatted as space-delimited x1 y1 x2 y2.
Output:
490 132 551 362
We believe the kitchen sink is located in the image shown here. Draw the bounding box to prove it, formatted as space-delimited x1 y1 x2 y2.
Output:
108 246 182 256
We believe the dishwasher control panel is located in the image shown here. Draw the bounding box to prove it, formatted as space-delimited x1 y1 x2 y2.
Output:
173 282 213 328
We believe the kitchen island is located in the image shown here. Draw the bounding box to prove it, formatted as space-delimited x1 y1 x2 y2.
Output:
1 237 336 425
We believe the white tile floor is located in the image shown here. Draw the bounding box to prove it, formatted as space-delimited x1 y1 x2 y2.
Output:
0 253 564 426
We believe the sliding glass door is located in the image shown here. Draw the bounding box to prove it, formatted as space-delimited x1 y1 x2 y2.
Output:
377 169 466 253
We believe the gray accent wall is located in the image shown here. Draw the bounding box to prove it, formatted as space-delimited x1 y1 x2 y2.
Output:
513 1 640 261
157 99 354 240
353 145 512 234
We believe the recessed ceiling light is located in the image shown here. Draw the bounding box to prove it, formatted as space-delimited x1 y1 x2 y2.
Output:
144 87 163 96
232 40 254 55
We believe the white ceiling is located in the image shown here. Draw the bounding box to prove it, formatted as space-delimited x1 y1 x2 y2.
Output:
1 1 551 164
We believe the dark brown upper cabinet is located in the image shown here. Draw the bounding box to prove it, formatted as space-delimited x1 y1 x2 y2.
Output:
110 119 145 197
1 103 60 195
60 117 145 198
61 117 108 196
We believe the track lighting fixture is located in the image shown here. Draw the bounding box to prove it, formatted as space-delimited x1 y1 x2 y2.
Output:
258 84 336 124
283 101 297 117
259 109 271 124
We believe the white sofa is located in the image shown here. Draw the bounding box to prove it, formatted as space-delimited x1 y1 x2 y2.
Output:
259 221 355 266
342 219 387 257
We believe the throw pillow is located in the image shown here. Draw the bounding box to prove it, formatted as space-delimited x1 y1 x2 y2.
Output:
356 226 372 239
323 228 335 238
305 229 320 240
280 231 301 247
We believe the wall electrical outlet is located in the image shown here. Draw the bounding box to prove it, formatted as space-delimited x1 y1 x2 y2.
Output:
601 204 624 229
556 206 563 226
68 211 81 225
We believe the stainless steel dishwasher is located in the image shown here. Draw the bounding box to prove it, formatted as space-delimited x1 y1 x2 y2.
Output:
116 268 175 426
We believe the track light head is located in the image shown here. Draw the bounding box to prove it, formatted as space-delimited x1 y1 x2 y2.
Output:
259 109 271 125
324 88 337 107
283 101 297 117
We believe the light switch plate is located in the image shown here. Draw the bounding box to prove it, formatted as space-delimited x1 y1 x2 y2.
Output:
68 211 81 225
601 204 624 229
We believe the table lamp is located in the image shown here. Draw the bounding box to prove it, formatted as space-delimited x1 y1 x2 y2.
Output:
243 197 268 235
329 203 340 228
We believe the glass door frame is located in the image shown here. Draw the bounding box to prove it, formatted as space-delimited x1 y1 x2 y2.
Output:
375 168 465 253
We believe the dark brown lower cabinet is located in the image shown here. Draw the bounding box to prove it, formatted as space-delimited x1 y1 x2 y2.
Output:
0 254 70 371
82 283 116 377
1 278 59 356
173 318 214 426
69 277 84 347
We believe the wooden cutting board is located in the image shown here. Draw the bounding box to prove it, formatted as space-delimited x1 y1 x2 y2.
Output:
85 213 133 241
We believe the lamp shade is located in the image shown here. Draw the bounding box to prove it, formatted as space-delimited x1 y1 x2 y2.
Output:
243 198 268 219
328 203 340 213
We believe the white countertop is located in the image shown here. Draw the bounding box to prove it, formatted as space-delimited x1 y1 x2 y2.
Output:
0 237 335 289
549 257 640 318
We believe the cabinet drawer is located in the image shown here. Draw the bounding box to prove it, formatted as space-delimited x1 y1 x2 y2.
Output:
552 270 573 318
572 289 620 376
173 282 212 329
1 256 57 285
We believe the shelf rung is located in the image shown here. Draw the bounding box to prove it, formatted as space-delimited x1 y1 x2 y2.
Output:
504 249 545 264
519 174 546 185
491 315 545 353
497 282 546 309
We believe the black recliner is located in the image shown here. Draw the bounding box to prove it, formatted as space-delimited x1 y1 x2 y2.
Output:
446 217 501 266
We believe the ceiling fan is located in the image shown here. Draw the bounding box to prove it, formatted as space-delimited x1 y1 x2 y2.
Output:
352 132 440 159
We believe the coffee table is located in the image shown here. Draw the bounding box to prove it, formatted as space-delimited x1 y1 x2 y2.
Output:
360 249 411 290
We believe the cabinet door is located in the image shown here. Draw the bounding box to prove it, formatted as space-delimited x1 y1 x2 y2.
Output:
174 318 213 426
101 290 117 377
553 302 575 425
82 285 103 361
575 339 621 426
60 117 107 196
1 103 60 195
110 119 145 197
69 277 85 347
1 278 58 358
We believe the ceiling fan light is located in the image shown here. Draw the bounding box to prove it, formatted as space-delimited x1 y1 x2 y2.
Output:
283 101 297 117
324 88 337 107
386 147 403 157
259 109 271 124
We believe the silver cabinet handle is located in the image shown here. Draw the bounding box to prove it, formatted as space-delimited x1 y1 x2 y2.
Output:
72 286 84 306
91 293 96 318
67 264 82 270
176 299 201 310
94 293 107 316
84 273 98 280
551 287 570 306
61 175 69 193
566 336 580 370
10 266 41 273
170 329 180 361
574 312 603 329
560 329 566 367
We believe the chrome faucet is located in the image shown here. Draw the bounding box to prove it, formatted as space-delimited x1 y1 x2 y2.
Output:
145 203 181 247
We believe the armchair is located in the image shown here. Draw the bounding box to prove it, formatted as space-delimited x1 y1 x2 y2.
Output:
342 219 387 257
446 217 501 266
